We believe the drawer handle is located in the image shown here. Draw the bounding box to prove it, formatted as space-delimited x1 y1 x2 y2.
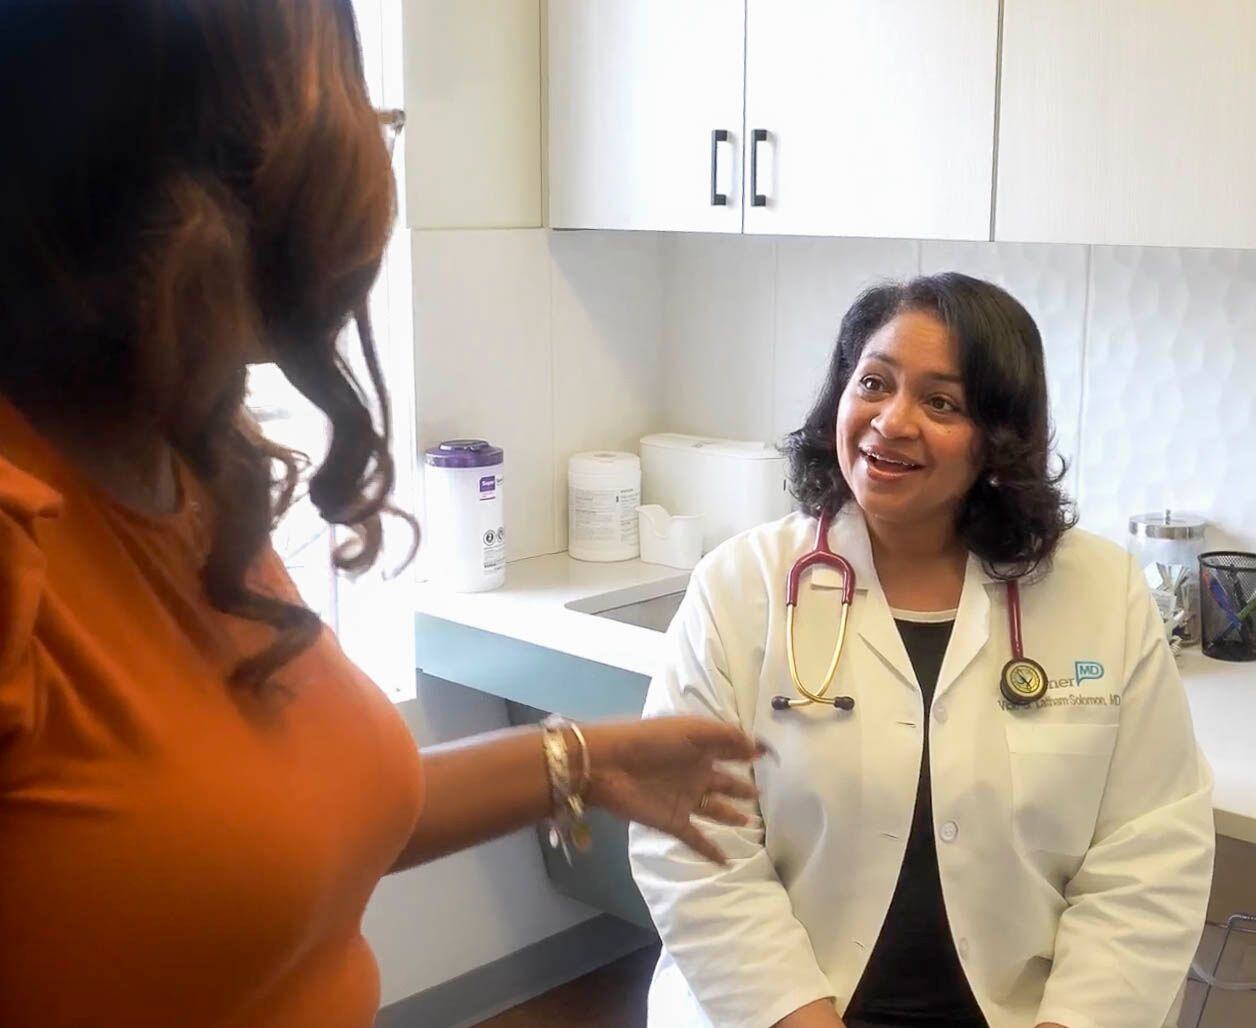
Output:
710 129 729 206
750 128 768 207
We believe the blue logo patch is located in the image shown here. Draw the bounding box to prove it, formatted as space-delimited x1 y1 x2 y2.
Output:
1075 661 1104 683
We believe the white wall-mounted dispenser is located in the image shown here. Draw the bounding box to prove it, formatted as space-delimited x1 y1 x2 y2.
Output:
639 433 793 554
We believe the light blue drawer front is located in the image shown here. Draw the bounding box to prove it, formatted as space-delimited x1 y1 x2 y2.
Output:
414 613 650 719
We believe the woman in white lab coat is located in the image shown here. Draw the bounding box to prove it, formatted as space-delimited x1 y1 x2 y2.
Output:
630 274 1214 1028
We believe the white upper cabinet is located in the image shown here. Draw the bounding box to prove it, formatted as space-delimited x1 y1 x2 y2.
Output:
997 0 1256 248
404 0 544 229
547 1 747 232
742 0 999 240
545 1 1253 248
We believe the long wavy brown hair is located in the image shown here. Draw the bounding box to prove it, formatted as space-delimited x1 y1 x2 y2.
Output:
0 0 411 687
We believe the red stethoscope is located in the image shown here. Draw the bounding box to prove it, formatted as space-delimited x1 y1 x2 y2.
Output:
770 513 1048 713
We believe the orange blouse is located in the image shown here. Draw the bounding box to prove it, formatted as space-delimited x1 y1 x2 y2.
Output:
0 398 423 1027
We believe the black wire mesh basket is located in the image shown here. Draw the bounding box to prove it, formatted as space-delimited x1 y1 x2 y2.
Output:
1199 552 1256 662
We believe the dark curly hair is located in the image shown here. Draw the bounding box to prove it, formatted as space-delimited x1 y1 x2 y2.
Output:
782 273 1074 577
0 0 413 688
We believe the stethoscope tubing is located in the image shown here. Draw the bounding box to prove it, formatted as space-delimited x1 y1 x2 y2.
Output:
777 513 1042 713
1006 578 1025 661
778 512 857 712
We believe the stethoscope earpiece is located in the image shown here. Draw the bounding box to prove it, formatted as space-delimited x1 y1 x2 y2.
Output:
771 695 793 711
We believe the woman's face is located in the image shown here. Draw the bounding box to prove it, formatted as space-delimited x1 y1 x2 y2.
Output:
835 309 983 532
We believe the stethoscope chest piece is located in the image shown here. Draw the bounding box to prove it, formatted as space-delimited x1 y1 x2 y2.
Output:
1000 656 1048 706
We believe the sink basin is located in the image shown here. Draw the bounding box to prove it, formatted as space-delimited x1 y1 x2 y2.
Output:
590 591 685 632
566 575 689 633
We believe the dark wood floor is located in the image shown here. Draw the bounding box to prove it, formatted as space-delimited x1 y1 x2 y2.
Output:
475 944 660 1027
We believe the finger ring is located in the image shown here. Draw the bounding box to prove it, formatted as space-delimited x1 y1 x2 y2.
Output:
697 792 711 813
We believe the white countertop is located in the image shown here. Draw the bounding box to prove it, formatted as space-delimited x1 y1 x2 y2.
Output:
414 552 689 678
1177 649 1256 845
416 554 1256 843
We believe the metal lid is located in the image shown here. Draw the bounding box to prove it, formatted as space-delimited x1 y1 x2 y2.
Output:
1128 509 1207 541
423 439 504 469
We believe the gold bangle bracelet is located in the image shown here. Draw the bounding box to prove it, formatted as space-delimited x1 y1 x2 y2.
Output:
540 715 593 859
566 720 591 796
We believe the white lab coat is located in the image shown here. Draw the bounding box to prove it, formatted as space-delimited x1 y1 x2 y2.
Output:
629 508 1214 1028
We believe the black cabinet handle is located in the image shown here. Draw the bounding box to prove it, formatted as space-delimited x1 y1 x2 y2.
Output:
710 129 729 206
750 128 768 207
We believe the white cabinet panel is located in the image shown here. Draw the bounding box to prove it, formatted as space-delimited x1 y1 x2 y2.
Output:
743 0 998 240
547 0 746 232
998 1 1256 248
403 0 543 229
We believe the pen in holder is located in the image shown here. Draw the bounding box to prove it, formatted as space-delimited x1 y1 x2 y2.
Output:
1199 552 1256 662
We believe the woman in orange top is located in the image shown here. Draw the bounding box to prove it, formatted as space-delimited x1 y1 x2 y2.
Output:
0 3 761 1025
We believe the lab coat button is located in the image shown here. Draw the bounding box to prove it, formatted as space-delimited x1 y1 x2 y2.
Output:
939 820 959 843
933 703 948 723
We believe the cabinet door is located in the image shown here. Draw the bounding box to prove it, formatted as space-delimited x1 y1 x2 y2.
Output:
742 0 998 240
997 1 1256 248
403 0 543 229
547 0 745 232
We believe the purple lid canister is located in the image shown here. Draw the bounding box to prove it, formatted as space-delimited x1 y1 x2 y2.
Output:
424 439 504 469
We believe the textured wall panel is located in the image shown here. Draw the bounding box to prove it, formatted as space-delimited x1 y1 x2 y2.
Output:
920 241 1088 504
661 237 1256 555
1080 246 1256 550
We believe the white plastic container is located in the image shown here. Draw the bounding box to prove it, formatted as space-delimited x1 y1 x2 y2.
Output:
423 439 506 592
639 433 792 554
637 505 704 570
568 452 641 562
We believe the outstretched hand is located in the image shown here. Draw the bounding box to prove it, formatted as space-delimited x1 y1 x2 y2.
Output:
582 716 763 864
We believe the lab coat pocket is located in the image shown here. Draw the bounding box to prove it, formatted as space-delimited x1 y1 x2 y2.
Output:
1005 722 1119 856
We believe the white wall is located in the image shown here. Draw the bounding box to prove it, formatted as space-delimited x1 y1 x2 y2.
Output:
410 228 666 563
660 235 1256 553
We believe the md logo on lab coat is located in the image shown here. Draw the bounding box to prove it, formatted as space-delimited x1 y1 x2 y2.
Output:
1075 660 1105 683
1046 660 1105 691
